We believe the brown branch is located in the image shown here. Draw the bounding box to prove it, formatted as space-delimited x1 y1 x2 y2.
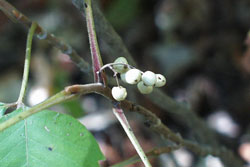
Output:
0 0 220 148
65 84 244 167
84 0 220 149
111 146 180 167
0 0 91 73
0 1 243 166
0 0 217 148
148 89 218 146
0 82 243 166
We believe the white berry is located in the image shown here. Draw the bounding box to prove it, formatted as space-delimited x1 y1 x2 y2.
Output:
155 74 166 87
142 71 156 86
124 69 142 84
113 57 128 73
112 86 127 101
120 73 127 83
137 81 153 94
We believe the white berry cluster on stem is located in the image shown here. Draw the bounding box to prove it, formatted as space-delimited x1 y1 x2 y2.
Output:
98 57 166 101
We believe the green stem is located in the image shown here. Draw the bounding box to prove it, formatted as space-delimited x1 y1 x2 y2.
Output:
113 107 152 167
0 83 102 132
0 82 244 166
17 22 37 105
0 90 75 132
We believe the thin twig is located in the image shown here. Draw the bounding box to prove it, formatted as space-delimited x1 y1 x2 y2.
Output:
99 62 135 73
0 0 90 73
83 2 150 165
65 84 244 167
0 83 102 132
0 0 217 148
148 89 218 146
84 0 107 85
0 83 244 166
113 106 152 167
73 0 220 148
17 22 37 106
0 0 220 147
90 3 233 164
0 1 243 165
111 146 180 167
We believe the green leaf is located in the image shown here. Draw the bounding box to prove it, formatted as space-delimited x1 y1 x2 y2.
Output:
0 109 104 167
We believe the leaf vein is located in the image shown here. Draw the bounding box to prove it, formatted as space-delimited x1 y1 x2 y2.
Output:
25 120 29 167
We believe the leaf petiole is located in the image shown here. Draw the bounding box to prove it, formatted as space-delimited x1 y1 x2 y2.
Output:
17 22 37 107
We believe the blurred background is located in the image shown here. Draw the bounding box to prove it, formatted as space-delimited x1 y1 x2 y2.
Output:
0 0 250 166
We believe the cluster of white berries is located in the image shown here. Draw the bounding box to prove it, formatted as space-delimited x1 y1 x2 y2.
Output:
109 57 166 101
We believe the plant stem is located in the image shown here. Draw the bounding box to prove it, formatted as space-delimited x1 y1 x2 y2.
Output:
84 0 107 85
99 62 135 73
77 0 223 152
0 91 72 132
0 83 102 132
17 22 37 106
0 83 244 166
111 146 180 167
113 107 152 167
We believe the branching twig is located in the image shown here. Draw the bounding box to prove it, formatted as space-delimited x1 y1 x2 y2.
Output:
0 0 90 73
17 22 37 107
66 84 244 167
80 1 150 165
111 146 180 167
0 83 103 132
0 83 244 166
0 0 221 148
77 0 220 149
0 0 217 148
0 1 244 166
148 89 218 146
